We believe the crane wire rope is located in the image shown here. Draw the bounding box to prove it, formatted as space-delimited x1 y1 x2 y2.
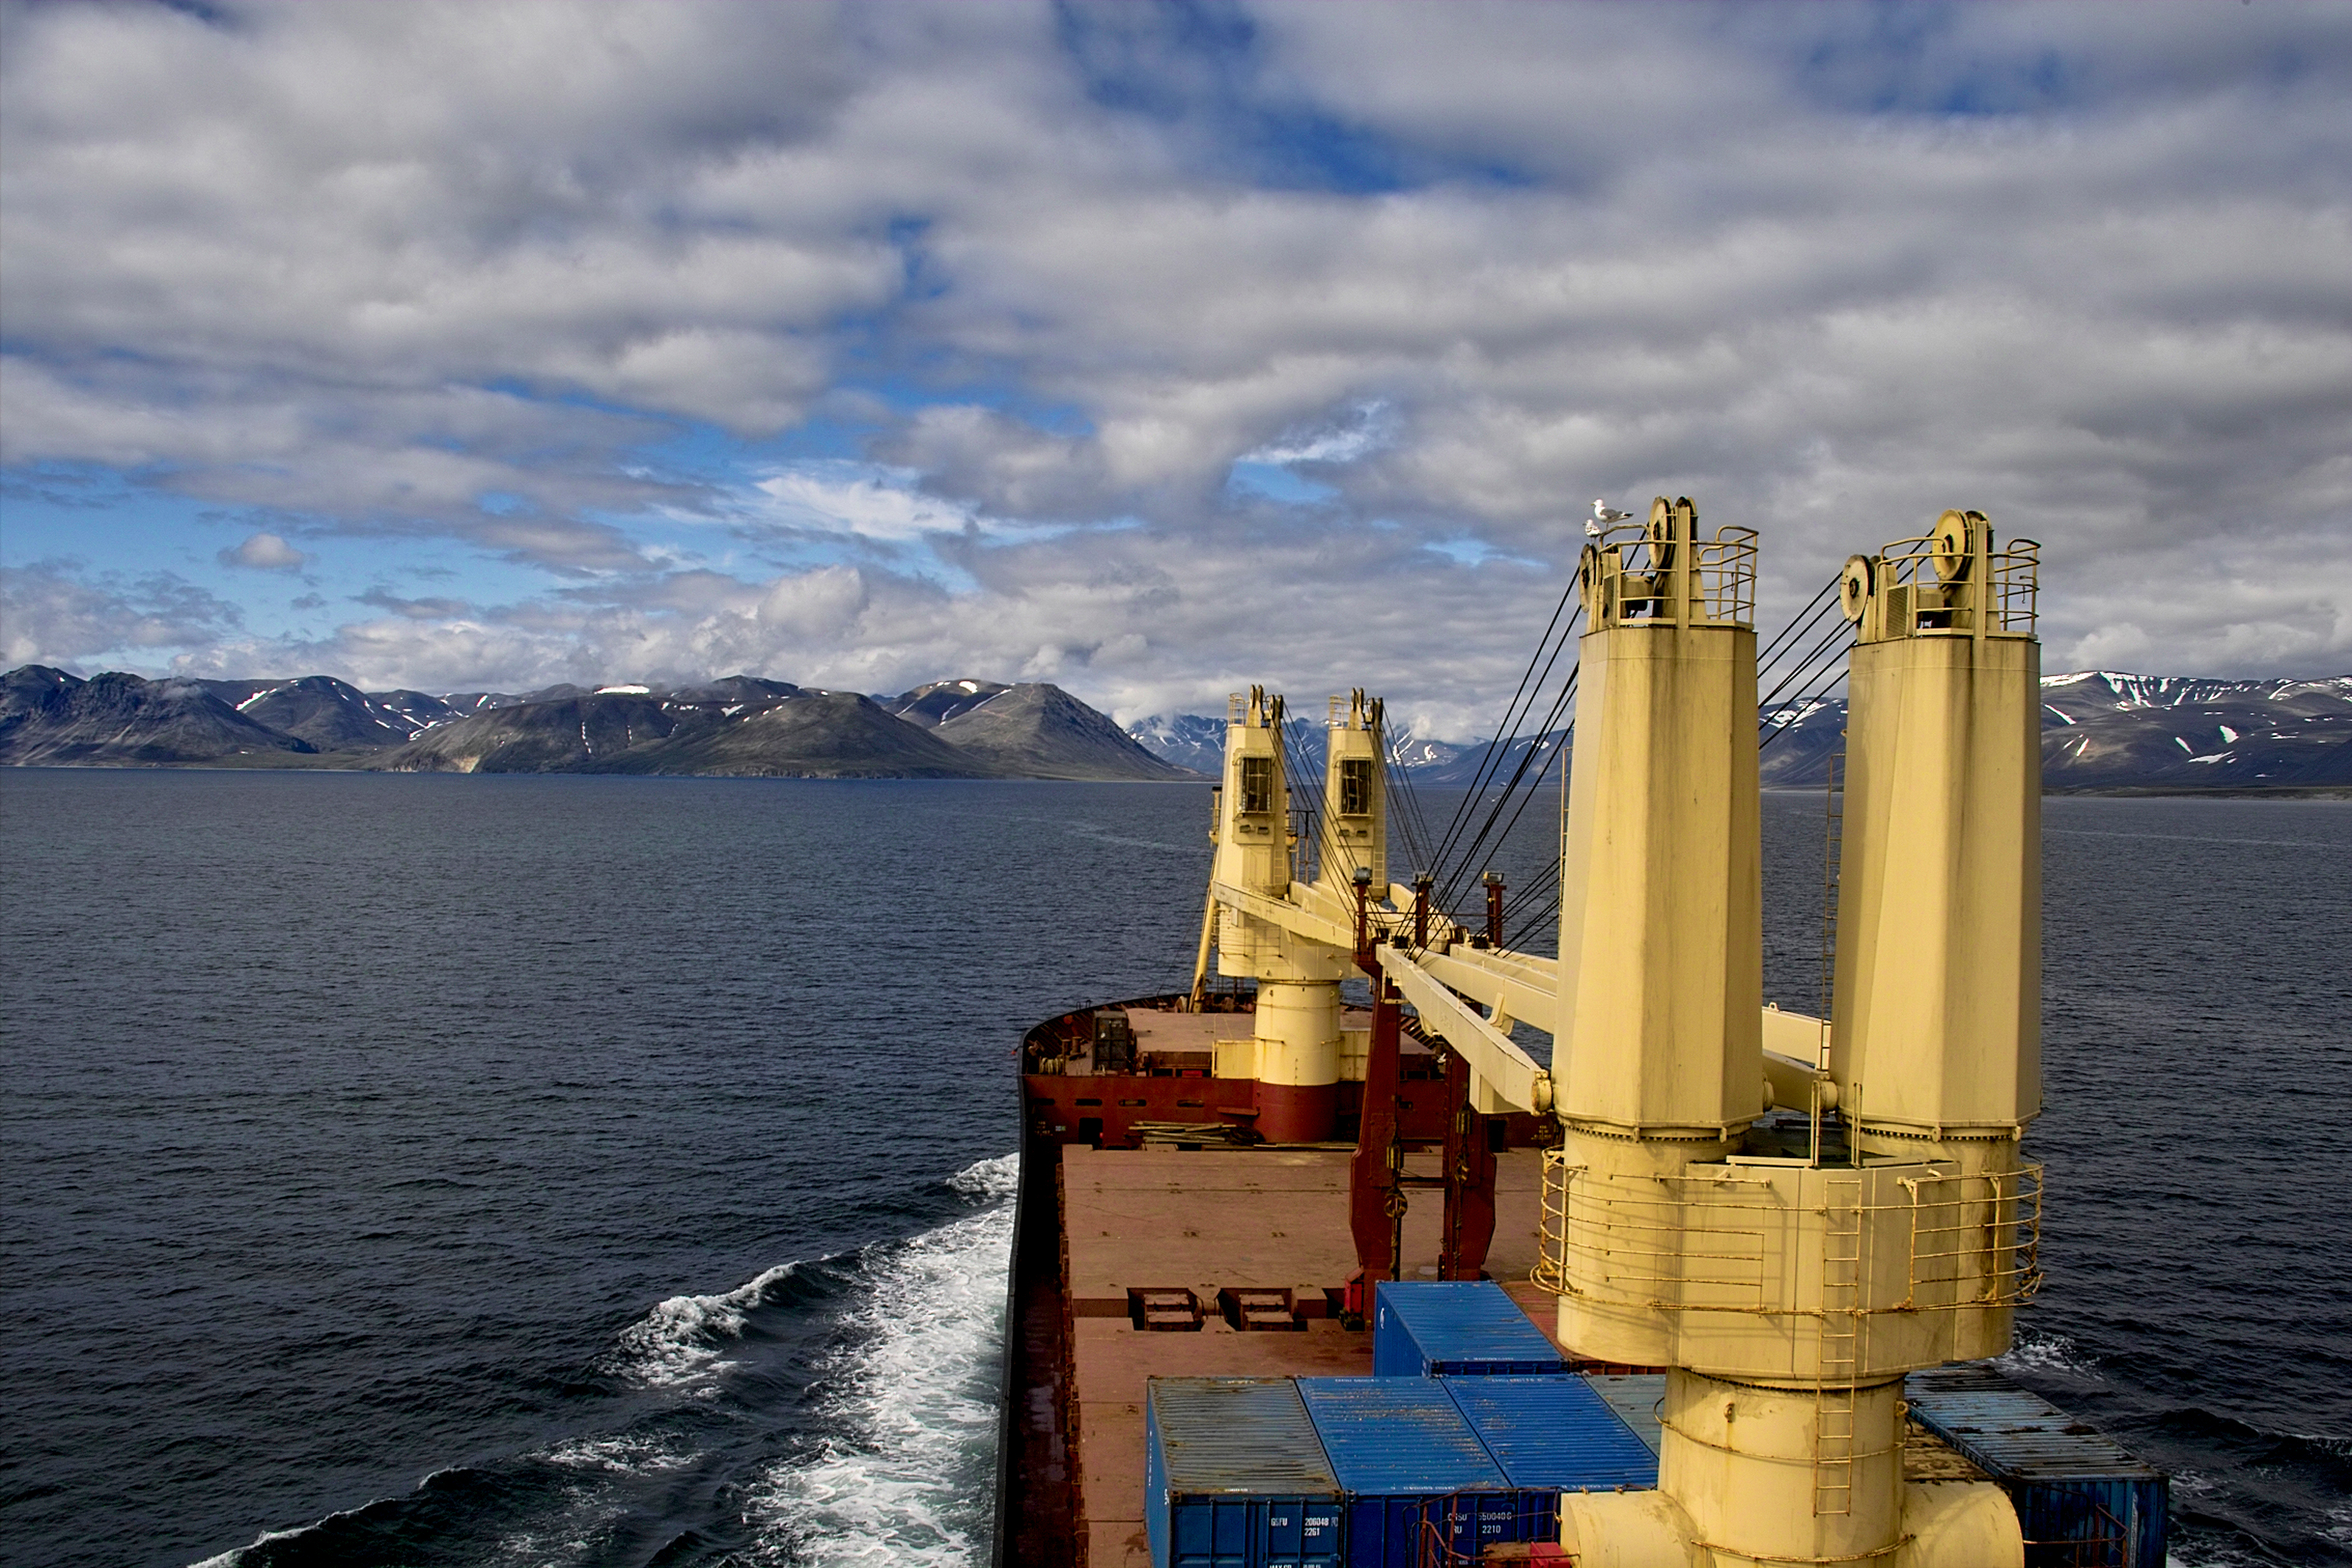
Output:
1759 665 1850 757
1426 602 1582 887
1753 573 1844 676
1272 712 1350 892
1384 737 1439 884
1266 561 1851 961
1431 661 1579 920
1421 602 1584 917
1424 577 1584 875
1276 707 1419 934
1485 564 1855 953
1757 617 1857 738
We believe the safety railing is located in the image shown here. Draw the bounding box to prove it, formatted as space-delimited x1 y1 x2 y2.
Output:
1989 537 2040 635
1583 515 1759 629
1536 1149 2043 1315
1895 1167 2045 1308
1534 1154 1775 1310
1228 685 1289 725
1869 525 2039 638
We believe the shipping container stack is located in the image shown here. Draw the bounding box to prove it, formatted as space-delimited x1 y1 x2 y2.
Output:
1906 1365 2169 1568
1440 1376 1661 1501
1145 1284 1663 1568
1580 1374 1666 1457
1295 1378 1545 1568
1146 1378 1344 1568
1146 1273 2173 1567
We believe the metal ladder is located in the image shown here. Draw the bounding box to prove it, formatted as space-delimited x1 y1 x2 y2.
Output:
1814 1174 1865 1518
1819 738 1845 1027
1808 739 1844 1166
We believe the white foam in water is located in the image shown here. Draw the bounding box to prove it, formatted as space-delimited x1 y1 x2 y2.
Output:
946 1150 1019 1202
188 1158 1020 1568
1995 1326 2102 1380
611 1260 800 1388
544 1430 699 1475
185 1505 380 1568
746 1154 1019 1566
186 1524 314 1568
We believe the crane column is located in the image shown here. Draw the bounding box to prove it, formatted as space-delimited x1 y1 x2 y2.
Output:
1211 687 1348 1144
1545 504 2038 1568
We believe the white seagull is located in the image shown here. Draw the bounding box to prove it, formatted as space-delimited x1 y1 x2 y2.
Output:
1587 498 1632 536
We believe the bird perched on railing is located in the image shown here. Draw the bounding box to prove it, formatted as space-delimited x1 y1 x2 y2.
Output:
1587 498 1632 537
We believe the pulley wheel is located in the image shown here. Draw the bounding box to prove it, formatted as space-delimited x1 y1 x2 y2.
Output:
1646 497 1678 574
1932 509 1977 583
1839 554 1874 622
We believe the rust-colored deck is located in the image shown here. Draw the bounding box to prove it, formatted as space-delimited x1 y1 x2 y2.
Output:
1000 1141 1550 1568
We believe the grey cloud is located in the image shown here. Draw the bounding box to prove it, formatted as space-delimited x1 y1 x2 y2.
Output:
879 406 1114 520
0 561 245 668
1 1 889 549
2 1 2346 698
0 360 686 569
355 589 473 620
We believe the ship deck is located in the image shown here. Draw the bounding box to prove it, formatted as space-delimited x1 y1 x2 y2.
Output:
1007 1141 1556 1568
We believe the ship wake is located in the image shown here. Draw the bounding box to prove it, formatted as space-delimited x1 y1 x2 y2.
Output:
745 1152 1018 1566
186 1154 1019 1568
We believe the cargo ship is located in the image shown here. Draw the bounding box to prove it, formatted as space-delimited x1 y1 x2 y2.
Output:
994 502 2168 1568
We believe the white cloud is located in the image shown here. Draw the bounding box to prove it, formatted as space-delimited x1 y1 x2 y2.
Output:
1241 401 1393 467
220 531 307 571
753 466 981 543
756 564 869 641
2 0 2347 711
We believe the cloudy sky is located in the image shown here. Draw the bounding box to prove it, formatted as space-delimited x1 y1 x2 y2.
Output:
2 1 2346 735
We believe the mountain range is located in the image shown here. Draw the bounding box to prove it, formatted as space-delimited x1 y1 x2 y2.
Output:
6 663 2343 791
1126 671 2352 795
0 667 1192 782
1748 671 2352 793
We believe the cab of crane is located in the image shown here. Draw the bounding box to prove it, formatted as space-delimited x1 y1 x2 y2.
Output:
1238 755 1275 814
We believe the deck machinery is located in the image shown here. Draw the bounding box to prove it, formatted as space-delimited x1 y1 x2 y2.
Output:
1189 502 2045 1567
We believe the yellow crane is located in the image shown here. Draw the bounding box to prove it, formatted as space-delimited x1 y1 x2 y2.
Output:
1196 499 2045 1568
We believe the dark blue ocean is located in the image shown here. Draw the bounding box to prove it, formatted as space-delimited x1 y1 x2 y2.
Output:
1 771 2345 1567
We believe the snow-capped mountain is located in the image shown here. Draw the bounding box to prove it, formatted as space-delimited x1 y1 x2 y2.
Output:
0 664 1193 779
1127 671 2352 793
2035 671 2351 790
1121 714 1230 775
1754 673 2352 790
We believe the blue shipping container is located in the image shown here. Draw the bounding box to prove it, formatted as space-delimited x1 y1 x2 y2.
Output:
1906 1365 2167 1568
1582 1374 1666 1457
1147 1378 1345 1568
1297 1377 1553 1568
1371 1280 1569 1378
1442 1376 1661 1493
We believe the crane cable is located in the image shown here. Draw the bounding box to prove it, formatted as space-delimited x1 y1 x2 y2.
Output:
1425 581 1584 876
1422 604 1584 913
1480 564 1855 952
1432 663 1579 918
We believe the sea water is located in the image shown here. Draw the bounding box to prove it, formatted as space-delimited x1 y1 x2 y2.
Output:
1 772 2344 1567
